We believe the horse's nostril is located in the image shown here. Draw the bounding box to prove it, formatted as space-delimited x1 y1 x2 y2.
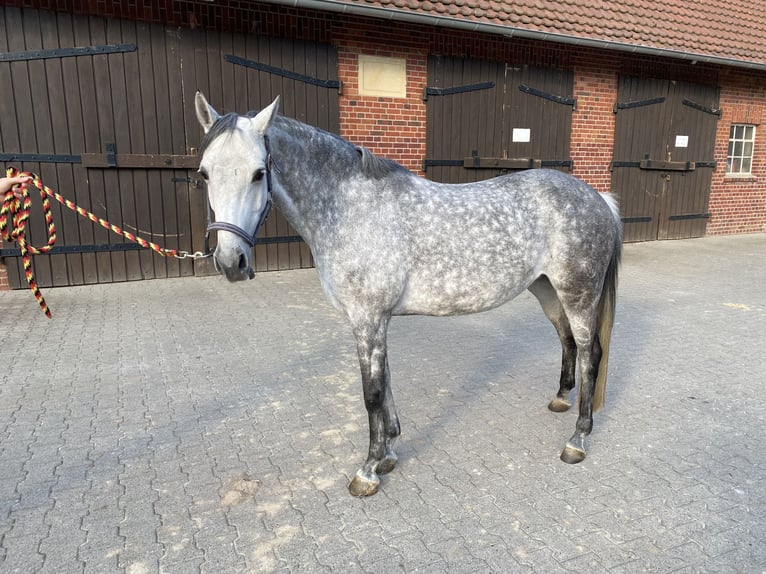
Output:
238 252 248 270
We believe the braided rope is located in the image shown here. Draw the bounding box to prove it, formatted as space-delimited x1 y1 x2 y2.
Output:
2 167 183 318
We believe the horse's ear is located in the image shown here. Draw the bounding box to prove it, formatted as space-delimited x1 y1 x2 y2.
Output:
195 91 220 133
250 96 280 135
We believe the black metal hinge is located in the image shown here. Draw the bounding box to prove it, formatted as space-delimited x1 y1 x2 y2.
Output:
464 154 573 170
668 213 711 221
682 98 722 117
610 161 640 169
0 44 137 62
621 216 653 224
0 153 82 163
224 54 342 92
611 159 716 171
0 237 306 258
257 235 304 245
518 85 576 107
423 81 496 100
640 159 695 171
613 96 666 113
424 155 572 172
422 159 463 171
0 243 147 257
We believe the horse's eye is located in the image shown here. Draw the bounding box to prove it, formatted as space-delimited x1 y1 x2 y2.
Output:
198 168 209 180
252 169 265 183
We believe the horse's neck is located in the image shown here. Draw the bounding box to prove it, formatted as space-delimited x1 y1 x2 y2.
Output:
268 120 357 244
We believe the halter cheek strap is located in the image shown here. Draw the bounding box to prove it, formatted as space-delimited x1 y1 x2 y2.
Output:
206 135 279 248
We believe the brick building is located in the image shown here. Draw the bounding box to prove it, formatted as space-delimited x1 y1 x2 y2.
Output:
2 0 765 289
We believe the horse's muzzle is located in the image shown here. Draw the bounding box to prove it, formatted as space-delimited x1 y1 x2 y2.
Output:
214 245 255 281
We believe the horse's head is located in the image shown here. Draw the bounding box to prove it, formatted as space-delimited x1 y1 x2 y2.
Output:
195 91 280 281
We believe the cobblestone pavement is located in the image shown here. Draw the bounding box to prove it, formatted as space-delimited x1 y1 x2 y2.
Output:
0 233 765 573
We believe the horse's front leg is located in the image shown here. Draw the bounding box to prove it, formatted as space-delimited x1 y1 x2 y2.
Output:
348 315 401 497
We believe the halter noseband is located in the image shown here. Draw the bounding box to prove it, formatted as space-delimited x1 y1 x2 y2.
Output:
206 135 279 248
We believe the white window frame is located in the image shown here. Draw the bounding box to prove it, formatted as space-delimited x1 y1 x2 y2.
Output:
727 124 756 175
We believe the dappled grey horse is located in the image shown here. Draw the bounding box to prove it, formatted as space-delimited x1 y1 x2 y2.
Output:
195 92 622 496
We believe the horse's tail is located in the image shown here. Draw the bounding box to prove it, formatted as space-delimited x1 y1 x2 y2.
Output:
593 195 622 412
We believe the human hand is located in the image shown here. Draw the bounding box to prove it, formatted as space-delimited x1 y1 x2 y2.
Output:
0 175 33 198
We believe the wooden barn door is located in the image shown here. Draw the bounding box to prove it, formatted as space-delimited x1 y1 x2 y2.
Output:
425 56 574 183
612 77 720 241
1 8 200 287
0 7 338 288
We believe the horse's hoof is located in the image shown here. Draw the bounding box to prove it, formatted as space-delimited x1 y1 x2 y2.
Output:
348 470 380 497
376 453 398 475
548 397 572 412
560 444 587 464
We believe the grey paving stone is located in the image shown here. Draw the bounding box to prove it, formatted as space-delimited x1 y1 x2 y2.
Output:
0 233 764 573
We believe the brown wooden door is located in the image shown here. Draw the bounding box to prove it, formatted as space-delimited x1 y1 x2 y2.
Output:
1 7 338 288
612 77 720 241
425 56 574 184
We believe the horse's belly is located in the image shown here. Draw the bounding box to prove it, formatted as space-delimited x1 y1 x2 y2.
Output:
393 268 531 316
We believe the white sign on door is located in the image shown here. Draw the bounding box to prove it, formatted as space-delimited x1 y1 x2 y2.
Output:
513 128 531 143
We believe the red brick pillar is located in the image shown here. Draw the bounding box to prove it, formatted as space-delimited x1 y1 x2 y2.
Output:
336 47 428 177
570 63 619 194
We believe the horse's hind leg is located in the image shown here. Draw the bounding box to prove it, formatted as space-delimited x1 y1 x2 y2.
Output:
528 276 577 412
347 314 401 497
549 288 603 465
560 326 602 464
533 274 605 464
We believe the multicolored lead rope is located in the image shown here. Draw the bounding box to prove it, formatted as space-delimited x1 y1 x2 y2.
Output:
1 167 188 318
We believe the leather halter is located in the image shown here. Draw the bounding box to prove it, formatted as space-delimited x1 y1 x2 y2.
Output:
206 135 278 248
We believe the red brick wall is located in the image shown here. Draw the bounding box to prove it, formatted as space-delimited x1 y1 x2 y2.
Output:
336 52 428 176
569 60 619 194
332 23 429 175
708 72 766 234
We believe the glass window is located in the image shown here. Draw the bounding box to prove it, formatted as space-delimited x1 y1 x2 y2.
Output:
727 124 756 175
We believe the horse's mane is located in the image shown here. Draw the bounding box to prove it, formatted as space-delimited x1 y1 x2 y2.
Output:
274 115 407 180
200 111 409 181
354 145 407 180
198 112 242 157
